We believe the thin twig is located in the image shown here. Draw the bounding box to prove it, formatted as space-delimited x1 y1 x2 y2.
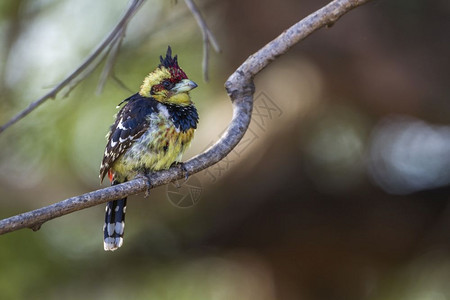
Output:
184 0 221 81
0 0 371 235
63 27 126 98
97 26 127 94
61 54 103 98
111 74 134 94
0 0 146 135
202 37 210 81
205 27 220 53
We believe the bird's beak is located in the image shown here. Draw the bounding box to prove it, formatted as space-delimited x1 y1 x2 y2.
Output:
172 79 198 94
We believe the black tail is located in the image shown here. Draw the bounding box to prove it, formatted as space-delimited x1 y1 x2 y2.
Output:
104 182 127 251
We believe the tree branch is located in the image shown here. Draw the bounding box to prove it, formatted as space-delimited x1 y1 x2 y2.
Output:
0 0 371 235
0 0 146 135
96 25 127 94
184 0 221 81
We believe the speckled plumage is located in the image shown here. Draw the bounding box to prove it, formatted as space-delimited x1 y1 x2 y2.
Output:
100 94 198 182
100 47 198 251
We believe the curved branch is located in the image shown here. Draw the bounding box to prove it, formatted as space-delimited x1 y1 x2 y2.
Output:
0 0 371 235
0 0 146 134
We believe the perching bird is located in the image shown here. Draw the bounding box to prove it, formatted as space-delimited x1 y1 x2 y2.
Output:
100 46 198 251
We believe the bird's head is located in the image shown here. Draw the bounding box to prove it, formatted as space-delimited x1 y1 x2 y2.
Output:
139 46 197 105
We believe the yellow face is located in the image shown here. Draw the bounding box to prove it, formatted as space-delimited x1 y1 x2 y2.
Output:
139 66 197 106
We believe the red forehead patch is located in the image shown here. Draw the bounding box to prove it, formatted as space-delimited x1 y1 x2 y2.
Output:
159 46 188 82
168 67 188 82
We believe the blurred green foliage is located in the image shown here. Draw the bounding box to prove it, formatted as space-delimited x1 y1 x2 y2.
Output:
0 0 449 299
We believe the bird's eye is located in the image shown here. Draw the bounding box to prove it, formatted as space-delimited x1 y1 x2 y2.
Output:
162 80 173 89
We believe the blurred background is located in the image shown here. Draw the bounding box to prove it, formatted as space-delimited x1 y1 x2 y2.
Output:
0 0 449 299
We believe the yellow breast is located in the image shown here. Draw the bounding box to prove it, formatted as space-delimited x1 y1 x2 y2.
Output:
112 124 195 180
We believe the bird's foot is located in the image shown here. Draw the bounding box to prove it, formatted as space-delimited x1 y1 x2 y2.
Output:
170 161 190 182
136 173 152 197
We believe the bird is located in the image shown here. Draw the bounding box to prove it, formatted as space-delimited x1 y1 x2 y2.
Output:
99 46 199 251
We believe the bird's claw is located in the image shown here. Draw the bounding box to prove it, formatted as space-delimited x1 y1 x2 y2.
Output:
136 173 152 197
171 162 190 182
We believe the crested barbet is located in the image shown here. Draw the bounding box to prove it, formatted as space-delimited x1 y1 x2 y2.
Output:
100 46 198 251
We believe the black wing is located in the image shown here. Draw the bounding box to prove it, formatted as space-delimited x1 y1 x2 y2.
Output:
100 94 159 182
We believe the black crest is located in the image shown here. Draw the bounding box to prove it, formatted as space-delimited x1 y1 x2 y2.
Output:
159 46 178 68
